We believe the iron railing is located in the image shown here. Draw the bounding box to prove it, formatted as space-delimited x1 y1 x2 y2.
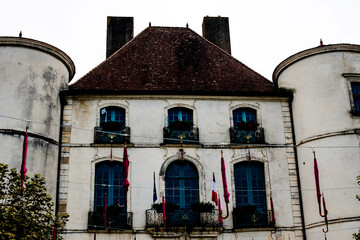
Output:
163 127 199 144
146 209 219 229
232 209 273 228
94 126 130 144
88 211 133 230
230 127 265 144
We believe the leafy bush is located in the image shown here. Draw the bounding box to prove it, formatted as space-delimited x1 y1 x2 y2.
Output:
151 202 180 213
168 120 193 131
190 202 214 213
0 163 68 239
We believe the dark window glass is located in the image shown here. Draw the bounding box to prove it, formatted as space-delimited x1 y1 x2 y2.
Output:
165 161 199 209
168 107 193 124
234 162 266 211
95 161 126 209
100 107 125 125
352 82 360 112
233 108 257 128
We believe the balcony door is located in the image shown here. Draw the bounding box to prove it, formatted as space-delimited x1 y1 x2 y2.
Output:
165 161 199 209
95 161 126 210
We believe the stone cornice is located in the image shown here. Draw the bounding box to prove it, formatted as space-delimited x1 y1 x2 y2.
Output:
273 44 360 85
0 37 75 81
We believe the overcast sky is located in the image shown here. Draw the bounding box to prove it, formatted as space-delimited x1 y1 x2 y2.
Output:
1 0 359 83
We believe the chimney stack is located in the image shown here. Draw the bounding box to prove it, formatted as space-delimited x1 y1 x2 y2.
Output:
202 16 231 54
106 17 134 58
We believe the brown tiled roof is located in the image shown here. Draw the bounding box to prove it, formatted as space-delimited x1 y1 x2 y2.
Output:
70 27 274 95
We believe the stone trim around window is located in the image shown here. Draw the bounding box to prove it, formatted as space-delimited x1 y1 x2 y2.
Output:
343 73 360 116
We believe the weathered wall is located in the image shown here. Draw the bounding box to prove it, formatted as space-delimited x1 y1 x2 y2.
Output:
0 37 74 200
275 44 360 240
60 95 303 239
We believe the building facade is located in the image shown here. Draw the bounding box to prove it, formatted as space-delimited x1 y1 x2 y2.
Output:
0 16 359 240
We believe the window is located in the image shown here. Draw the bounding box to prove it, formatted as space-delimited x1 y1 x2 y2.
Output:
168 107 193 125
233 108 257 129
100 106 125 127
165 161 199 209
164 107 198 144
95 106 130 144
94 161 126 210
351 82 360 113
234 161 266 209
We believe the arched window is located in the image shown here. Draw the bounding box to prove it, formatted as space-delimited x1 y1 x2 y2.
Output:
233 108 257 129
94 161 126 210
165 161 199 209
100 106 125 128
234 161 266 210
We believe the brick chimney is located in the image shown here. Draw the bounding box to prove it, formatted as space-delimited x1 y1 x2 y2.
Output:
106 17 134 58
202 16 231 54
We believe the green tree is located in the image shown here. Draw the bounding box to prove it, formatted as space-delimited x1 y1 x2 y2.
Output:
0 163 68 239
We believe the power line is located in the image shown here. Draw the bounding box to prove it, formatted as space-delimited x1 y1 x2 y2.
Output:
0 114 359 149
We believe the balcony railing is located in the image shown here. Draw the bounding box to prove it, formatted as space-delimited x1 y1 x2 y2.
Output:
94 126 130 144
230 127 265 144
146 209 219 229
88 211 133 230
163 127 199 144
233 209 273 228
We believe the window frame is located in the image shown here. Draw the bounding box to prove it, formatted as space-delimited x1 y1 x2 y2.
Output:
229 104 261 129
343 73 360 116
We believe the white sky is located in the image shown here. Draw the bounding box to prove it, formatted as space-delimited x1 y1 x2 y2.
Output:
1 0 359 83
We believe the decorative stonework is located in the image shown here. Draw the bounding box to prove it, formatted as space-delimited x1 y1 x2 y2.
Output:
281 101 303 240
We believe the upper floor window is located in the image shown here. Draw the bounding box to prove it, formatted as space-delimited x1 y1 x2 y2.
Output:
165 161 199 209
351 82 360 113
100 106 126 129
95 106 130 144
233 108 257 130
230 107 264 144
164 107 199 144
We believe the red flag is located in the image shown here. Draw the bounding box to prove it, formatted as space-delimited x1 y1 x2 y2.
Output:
20 130 28 178
218 196 223 226
103 193 108 223
270 195 276 226
211 173 218 206
314 155 322 205
20 129 28 194
94 231 96 240
122 144 130 193
110 148 112 161
53 226 56 239
162 196 166 225
220 152 230 203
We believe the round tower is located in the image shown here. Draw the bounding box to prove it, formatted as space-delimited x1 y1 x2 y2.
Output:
274 44 360 240
0 37 75 199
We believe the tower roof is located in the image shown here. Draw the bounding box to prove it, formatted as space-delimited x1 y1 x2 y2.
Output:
70 27 274 95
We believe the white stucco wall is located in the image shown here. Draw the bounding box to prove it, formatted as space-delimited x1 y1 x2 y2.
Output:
0 38 74 199
275 45 360 240
62 95 301 239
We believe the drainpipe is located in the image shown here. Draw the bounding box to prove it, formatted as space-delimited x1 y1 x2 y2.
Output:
289 96 307 240
55 94 66 216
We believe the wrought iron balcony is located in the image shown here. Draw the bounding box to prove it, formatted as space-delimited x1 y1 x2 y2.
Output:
146 209 219 229
88 211 133 230
94 126 130 144
233 209 273 228
230 127 265 144
163 127 199 144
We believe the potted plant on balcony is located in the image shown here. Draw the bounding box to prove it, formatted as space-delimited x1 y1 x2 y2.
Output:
151 202 180 213
101 121 123 132
237 121 258 131
168 120 193 131
190 202 214 213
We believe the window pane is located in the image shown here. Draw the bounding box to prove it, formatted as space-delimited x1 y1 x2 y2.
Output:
234 162 266 210
100 107 125 124
165 161 199 209
233 108 257 128
168 107 193 123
